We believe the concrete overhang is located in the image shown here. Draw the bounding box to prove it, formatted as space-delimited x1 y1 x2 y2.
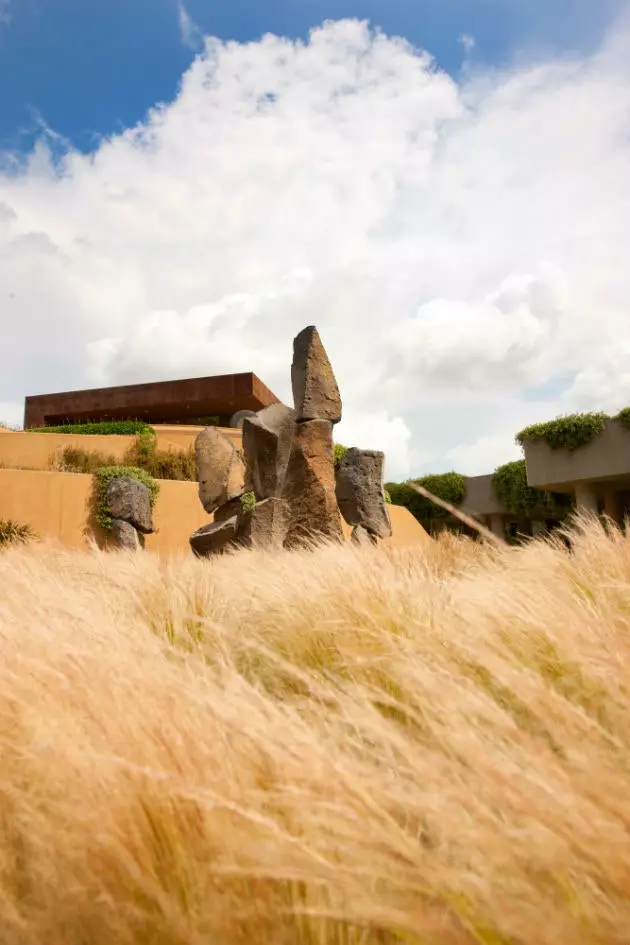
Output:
523 419 630 492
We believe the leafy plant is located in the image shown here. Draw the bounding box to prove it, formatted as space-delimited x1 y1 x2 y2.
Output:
55 446 119 474
241 491 256 513
93 466 159 532
123 433 197 481
333 443 347 469
31 420 155 436
383 488 392 505
492 459 571 518
615 407 630 431
515 413 608 452
0 519 36 546
386 472 466 524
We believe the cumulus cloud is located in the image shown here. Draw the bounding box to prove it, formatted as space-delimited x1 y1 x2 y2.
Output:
177 1 204 53
1 18 630 478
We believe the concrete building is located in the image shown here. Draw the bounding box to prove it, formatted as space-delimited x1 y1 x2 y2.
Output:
522 418 630 525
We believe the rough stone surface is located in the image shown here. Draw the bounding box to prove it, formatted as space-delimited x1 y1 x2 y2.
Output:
214 497 243 524
237 497 289 549
106 476 153 534
282 419 344 548
351 525 378 547
242 403 296 500
291 326 342 423
335 448 392 540
190 517 238 557
195 427 245 514
111 518 141 551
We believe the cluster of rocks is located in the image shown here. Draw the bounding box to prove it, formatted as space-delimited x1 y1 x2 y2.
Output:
190 325 392 556
107 476 154 550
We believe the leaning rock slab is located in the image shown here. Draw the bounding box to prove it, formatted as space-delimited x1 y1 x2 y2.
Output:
351 525 378 548
106 476 153 534
111 518 141 551
237 497 289 549
195 427 245 514
282 419 344 548
335 448 392 540
291 326 342 423
190 517 238 558
242 403 296 500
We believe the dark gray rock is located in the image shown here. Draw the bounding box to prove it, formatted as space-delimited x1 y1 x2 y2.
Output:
291 326 342 424
111 518 141 551
282 419 344 548
242 403 296 500
190 517 238 557
106 476 153 534
237 497 289 549
335 448 392 539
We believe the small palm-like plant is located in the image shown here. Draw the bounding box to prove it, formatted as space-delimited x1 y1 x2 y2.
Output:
0 519 36 547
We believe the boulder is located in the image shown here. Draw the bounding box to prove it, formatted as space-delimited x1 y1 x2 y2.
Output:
190 517 238 558
282 419 344 548
242 403 296 500
237 497 289 549
291 326 342 423
351 525 378 547
111 518 141 551
195 427 245 514
335 448 392 540
213 497 243 524
106 476 153 534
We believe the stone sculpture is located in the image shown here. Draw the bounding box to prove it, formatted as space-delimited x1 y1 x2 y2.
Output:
106 476 154 551
335 448 392 541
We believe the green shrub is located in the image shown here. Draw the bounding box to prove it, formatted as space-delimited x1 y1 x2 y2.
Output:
516 412 608 452
241 491 256 513
124 433 197 482
31 420 155 436
615 407 630 431
55 446 119 474
93 466 159 532
383 488 392 504
0 519 35 546
333 443 347 469
492 459 571 517
386 472 466 523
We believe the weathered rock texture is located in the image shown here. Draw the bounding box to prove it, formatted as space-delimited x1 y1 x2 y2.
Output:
351 525 378 547
190 518 238 558
282 420 344 548
213 497 243 524
335 448 392 540
195 427 245 513
106 476 153 534
242 403 296 500
291 326 342 424
111 518 141 551
237 497 289 549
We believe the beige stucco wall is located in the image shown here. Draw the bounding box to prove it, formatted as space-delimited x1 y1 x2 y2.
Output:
0 469 428 554
0 426 243 472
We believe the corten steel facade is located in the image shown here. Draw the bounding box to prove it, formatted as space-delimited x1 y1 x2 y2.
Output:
24 373 280 429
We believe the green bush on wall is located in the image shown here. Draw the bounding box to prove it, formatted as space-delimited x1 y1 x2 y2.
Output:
386 472 466 523
333 443 347 469
32 420 155 437
491 459 571 518
516 412 608 452
93 466 159 532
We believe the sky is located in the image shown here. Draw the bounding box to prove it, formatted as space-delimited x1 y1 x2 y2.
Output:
1 1 630 480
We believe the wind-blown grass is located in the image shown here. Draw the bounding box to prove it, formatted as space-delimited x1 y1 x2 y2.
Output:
0 519 628 943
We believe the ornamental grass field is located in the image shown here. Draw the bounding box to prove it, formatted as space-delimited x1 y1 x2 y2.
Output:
0 518 629 944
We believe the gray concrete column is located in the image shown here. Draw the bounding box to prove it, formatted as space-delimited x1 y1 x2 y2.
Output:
489 514 506 539
574 483 599 516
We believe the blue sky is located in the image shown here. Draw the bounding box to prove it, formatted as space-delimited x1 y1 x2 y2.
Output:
0 0 625 153
0 1 629 477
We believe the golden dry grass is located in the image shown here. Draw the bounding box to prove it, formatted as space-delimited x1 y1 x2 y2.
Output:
0 518 629 944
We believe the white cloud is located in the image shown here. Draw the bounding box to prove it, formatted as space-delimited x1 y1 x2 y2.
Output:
459 33 476 54
177 2 204 53
1 18 630 478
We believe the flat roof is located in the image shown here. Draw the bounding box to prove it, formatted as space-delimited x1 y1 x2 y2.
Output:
24 372 279 428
